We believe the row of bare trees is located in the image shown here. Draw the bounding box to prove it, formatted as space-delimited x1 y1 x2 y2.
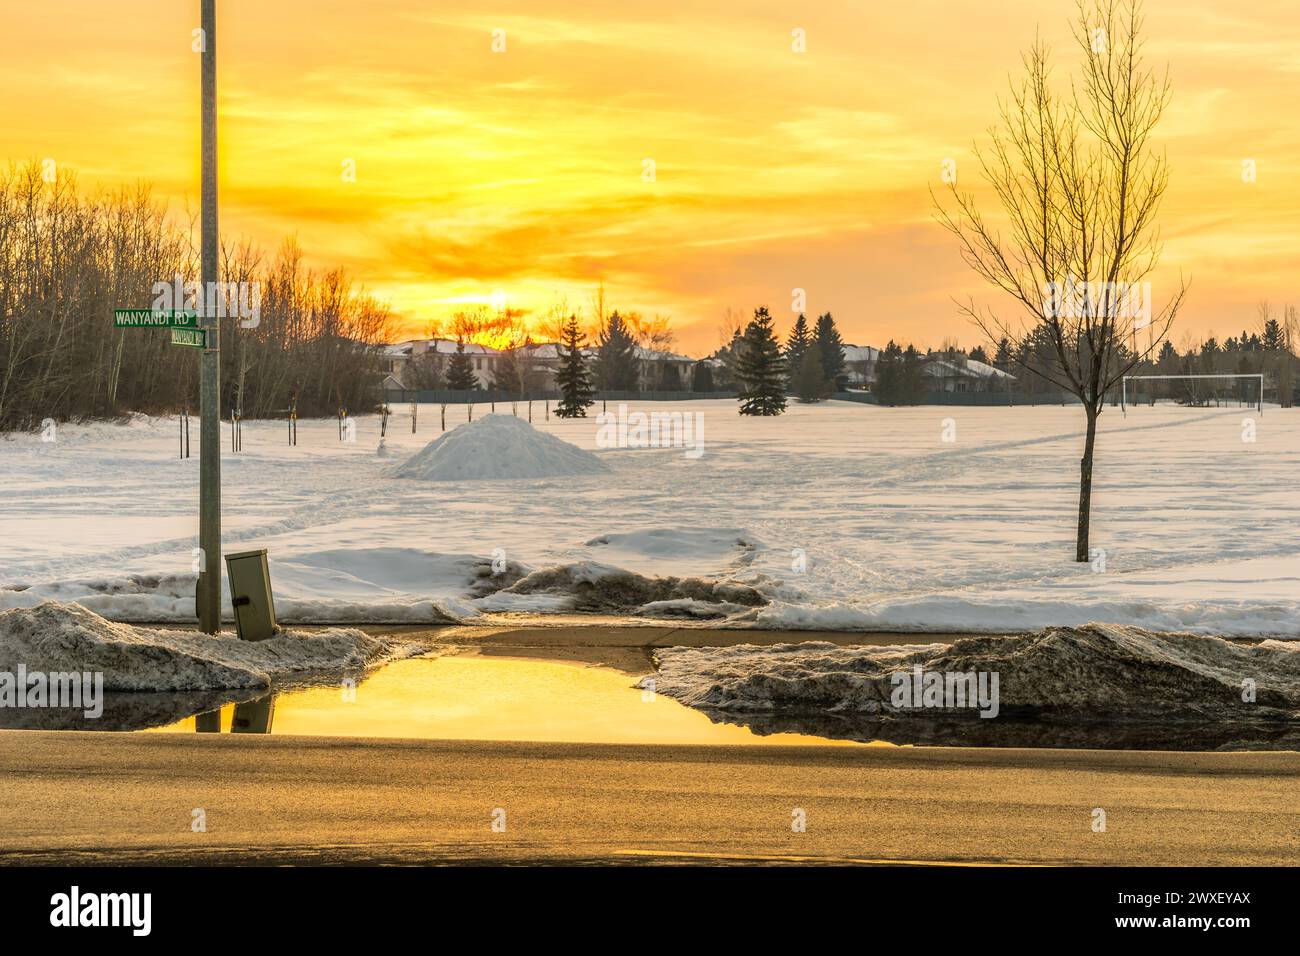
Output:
0 161 392 430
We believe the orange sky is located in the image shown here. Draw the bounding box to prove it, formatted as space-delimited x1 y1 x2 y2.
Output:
2 0 1297 355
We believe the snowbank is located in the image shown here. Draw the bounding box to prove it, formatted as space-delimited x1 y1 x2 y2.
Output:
0 556 481 625
645 623 1300 722
0 602 423 691
476 560 767 615
389 414 610 481
739 595 1300 638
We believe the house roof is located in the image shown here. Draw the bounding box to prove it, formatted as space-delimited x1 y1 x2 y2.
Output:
520 342 563 359
923 357 1016 380
842 344 880 361
634 346 696 364
387 338 501 356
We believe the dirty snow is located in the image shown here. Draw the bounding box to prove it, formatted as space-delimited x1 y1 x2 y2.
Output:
645 624 1300 720
0 602 421 691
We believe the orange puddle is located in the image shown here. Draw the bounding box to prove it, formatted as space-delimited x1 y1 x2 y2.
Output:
152 655 871 747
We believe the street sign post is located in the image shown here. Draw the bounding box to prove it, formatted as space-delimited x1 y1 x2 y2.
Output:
109 3 222 635
197 0 222 635
170 327 208 349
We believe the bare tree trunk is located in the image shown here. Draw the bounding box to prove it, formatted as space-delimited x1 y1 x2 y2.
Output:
1075 406 1098 562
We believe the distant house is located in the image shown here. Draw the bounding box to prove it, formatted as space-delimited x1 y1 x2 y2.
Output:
633 346 696 391
842 344 880 388
922 356 1016 393
517 342 566 390
382 338 503 389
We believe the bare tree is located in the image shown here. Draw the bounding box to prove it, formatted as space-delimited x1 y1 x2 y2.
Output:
718 306 746 348
1284 306 1298 408
535 293 572 344
935 0 1186 562
0 162 392 428
627 312 676 353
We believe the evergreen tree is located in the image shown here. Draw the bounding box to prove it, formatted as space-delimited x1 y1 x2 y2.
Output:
795 348 825 403
736 307 787 416
993 337 1013 370
691 360 715 392
446 340 479 391
784 314 812 382
902 345 926 403
814 313 847 396
596 311 640 392
555 314 594 418
491 347 523 396
1262 318 1284 351
874 341 903 404
660 362 683 391
969 345 990 365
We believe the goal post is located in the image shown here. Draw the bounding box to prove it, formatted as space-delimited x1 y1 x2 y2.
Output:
1121 374 1264 415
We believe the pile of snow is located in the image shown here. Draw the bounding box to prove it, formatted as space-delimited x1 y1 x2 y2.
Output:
0 602 421 691
389 414 610 481
645 623 1300 722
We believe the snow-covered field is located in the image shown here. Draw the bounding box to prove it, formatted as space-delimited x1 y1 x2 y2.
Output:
1 400 1297 636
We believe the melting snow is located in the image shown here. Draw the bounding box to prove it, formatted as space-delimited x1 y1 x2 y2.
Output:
0 602 422 691
645 623 1300 721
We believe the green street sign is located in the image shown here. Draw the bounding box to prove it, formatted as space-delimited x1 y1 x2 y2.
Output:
170 327 208 349
114 309 200 329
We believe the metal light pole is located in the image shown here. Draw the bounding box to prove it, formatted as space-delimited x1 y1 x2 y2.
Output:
198 0 222 633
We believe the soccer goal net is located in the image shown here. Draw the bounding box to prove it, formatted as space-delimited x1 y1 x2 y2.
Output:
1121 374 1264 415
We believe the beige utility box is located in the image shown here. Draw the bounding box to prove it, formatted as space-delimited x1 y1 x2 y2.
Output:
225 548 278 642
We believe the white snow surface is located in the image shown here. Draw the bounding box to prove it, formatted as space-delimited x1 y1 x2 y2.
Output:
388 414 610 481
0 602 420 691
2 401 1298 635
